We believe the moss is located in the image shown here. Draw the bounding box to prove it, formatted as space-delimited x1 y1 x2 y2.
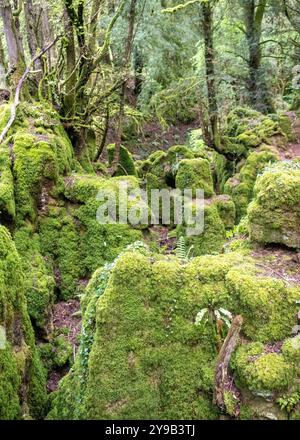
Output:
177 200 226 256
212 151 235 193
14 226 55 329
214 195 236 230
40 175 147 299
39 207 82 300
0 103 74 224
225 107 286 153
233 344 295 392
175 158 215 198
226 268 299 342
48 245 299 419
0 344 21 419
139 145 195 187
0 225 47 419
281 335 300 368
39 336 73 372
224 149 279 221
48 248 221 419
248 160 300 248
107 143 137 177
223 390 237 417
275 115 294 142
76 200 143 274
0 103 12 133
0 146 16 221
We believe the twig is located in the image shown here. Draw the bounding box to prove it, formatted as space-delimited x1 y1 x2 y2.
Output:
0 35 62 145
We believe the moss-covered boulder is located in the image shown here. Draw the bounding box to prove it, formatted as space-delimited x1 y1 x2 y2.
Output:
175 158 215 198
225 107 288 149
139 145 195 188
176 194 235 257
177 198 226 256
232 337 300 420
39 175 146 299
0 226 47 419
233 343 296 393
224 147 279 221
248 160 300 248
2 103 75 224
48 246 299 419
107 143 137 177
14 225 55 332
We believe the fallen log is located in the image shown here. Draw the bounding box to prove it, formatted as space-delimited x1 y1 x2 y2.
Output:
214 314 243 412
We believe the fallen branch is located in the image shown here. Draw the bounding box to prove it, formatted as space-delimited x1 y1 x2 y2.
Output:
214 315 243 412
0 35 61 145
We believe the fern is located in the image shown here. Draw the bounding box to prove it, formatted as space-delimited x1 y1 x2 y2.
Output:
176 236 187 260
176 236 194 261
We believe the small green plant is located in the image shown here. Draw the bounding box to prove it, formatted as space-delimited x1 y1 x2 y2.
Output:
225 226 238 240
277 392 300 416
195 306 232 351
176 236 194 261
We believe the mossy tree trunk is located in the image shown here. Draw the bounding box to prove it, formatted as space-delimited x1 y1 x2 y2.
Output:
111 0 137 175
243 0 275 114
23 0 42 76
201 1 221 150
61 0 126 162
0 0 26 89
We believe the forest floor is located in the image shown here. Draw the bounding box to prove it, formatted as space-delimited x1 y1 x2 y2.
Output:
47 299 81 392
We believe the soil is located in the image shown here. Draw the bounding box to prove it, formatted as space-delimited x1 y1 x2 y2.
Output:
52 299 82 346
252 244 300 286
280 112 300 160
46 299 82 392
149 225 177 253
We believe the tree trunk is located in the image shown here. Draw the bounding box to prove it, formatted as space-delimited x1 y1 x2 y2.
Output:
23 0 42 74
244 0 274 113
41 5 56 70
0 0 25 88
214 315 243 412
63 5 77 119
201 1 220 149
110 0 137 174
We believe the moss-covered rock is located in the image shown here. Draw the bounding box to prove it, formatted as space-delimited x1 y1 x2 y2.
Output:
226 267 299 342
177 198 227 256
39 175 146 298
14 225 55 331
48 245 300 419
175 158 214 198
39 207 82 300
107 143 137 177
139 145 195 187
0 226 47 419
224 148 279 221
233 343 296 393
248 160 300 248
0 147 15 222
214 195 236 230
223 107 287 158
0 103 74 225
